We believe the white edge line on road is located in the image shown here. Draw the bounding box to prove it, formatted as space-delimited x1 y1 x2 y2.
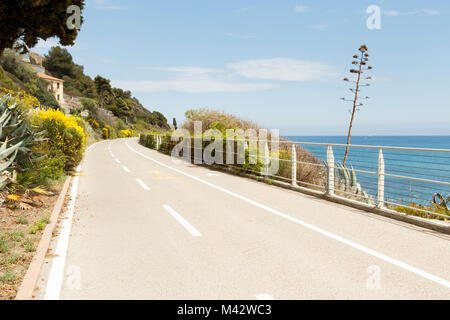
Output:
136 178 150 190
125 140 450 290
86 139 109 153
44 165 81 300
255 294 274 300
162 205 202 237
122 166 131 173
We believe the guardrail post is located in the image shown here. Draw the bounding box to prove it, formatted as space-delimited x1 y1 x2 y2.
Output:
156 135 160 150
326 145 334 196
264 142 269 176
377 148 385 208
291 144 297 187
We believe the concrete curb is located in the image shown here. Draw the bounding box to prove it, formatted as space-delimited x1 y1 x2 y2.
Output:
15 176 72 300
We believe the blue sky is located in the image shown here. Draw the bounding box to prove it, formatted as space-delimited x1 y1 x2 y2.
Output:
33 0 450 135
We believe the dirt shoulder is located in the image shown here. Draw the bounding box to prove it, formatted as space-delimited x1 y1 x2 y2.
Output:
0 179 67 300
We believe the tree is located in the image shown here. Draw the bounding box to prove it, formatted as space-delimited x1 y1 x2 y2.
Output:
94 75 112 109
146 111 169 129
113 98 132 119
173 117 178 130
0 0 85 54
340 44 372 167
43 46 75 79
42 46 97 98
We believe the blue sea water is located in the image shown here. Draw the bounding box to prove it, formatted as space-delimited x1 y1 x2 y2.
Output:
285 136 450 206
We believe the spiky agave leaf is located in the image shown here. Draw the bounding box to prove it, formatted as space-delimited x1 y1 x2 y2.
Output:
0 95 47 189
350 165 358 187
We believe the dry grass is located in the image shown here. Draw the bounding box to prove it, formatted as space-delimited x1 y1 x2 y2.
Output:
180 108 327 187
182 109 260 133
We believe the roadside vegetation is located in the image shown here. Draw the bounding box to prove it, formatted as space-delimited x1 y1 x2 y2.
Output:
0 47 171 299
394 203 449 221
140 108 327 190
0 0 173 299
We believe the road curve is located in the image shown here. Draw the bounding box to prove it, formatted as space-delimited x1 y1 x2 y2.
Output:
35 138 450 299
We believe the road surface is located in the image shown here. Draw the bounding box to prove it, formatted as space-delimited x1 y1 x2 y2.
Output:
36 138 450 299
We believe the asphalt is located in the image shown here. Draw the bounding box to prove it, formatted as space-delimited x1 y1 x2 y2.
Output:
35 138 450 299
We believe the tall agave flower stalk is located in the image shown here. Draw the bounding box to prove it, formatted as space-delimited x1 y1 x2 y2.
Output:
341 44 373 167
0 95 45 189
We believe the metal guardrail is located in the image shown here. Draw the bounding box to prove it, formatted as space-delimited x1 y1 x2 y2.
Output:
145 134 450 221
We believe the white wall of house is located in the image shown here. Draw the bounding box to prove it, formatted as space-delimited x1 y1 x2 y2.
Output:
46 80 64 106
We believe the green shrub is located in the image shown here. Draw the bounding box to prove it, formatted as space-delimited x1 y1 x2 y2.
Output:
5 253 21 265
0 65 16 89
81 97 98 112
9 231 24 242
0 270 16 284
22 239 35 252
17 216 28 225
395 203 449 221
17 155 66 188
0 235 11 253
35 155 66 184
32 109 86 170
29 225 39 234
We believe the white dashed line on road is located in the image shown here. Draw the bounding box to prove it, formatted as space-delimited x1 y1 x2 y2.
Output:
136 178 150 190
115 158 121 164
122 166 131 173
162 205 202 237
125 140 450 290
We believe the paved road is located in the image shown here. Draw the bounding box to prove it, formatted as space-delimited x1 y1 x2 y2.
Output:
36 138 450 299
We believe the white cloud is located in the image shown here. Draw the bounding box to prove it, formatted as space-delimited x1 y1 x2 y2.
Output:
384 8 439 16
237 7 251 13
93 0 122 10
227 58 338 82
294 5 309 13
310 24 329 30
383 10 400 17
118 57 338 93
111 78 279 93
140 66 221 74
419 8 439 15
117 64 280 93
94 57 116 64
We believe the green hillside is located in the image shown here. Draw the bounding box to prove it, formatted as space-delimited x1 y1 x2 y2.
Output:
0 47 170 140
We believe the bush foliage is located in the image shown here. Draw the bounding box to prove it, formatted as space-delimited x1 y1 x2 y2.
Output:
32 109 86 170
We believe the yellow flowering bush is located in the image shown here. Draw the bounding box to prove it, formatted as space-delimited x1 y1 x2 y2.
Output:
120 129 133 137
32 109 86 169
88 118 99 129
102 125 111 139
0 87 41 109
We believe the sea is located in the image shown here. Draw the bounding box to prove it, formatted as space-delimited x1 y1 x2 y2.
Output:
285 136 450 207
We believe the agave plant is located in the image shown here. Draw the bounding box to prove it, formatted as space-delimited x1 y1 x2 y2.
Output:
335 161 374 204
0 94 45 189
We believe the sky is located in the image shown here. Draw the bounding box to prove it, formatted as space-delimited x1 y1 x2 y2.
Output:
32 0 450 136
